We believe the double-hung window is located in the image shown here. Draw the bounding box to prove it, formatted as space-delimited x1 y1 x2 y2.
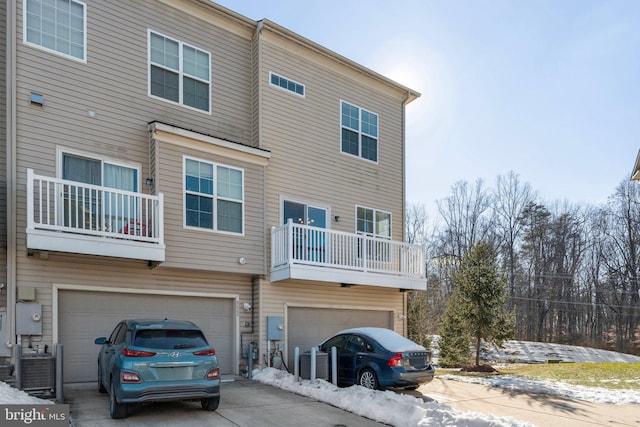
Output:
24 0 86 61
149 31 211 112
341 101 379 162
356 206 391 262
185 157 243 234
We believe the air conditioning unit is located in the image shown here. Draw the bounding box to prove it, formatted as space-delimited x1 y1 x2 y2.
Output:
299 351 328 380
20 354 55 391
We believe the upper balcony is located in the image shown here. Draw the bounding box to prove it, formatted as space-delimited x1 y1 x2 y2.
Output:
26 169 165 262
270 220 426 290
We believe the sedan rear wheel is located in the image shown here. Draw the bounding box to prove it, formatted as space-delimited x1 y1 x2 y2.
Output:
109 380 127 419
358 369 378 390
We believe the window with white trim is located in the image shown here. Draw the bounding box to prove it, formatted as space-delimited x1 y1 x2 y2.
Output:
184 157 243 233
357 206 391 239
356 206 391 261
341 101 378 162
24 0 86 61
149 31 210 112
270 72 305 97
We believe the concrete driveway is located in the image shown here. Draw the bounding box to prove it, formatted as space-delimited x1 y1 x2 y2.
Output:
65 375 384 426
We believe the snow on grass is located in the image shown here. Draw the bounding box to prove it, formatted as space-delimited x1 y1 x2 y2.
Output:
253 368 533 427
438 374 640 405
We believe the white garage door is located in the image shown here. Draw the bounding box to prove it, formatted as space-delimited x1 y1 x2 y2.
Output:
58 290 235 383
287 307 392 364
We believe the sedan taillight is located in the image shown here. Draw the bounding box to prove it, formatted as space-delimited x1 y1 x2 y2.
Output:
194 348 216 356
388 353 403 367
122 348 156 357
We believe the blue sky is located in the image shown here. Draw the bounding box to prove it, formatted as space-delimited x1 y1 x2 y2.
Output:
216 0 639 215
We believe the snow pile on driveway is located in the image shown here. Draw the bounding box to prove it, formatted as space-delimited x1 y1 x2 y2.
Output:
253 368 533 427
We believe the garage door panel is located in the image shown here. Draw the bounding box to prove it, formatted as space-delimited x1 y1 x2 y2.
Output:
59 291 235 383
287 308 392 365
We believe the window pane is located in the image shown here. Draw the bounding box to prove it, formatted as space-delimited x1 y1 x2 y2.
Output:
182 46 209 81
63 154 101 185
186 194 213 229
25 0 84 60
284 201 305 225
183 77 209 111
357 207 373 234
217 167 242 200
150 66 179 102
361 135 378 162
341 102 359 130
375 211 391 237
361 110 378 137
185 159 213 194
217 200 242 233
341 128 359 156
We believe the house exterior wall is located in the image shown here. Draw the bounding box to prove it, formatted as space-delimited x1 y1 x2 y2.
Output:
254 25 412 357
4 0 419 373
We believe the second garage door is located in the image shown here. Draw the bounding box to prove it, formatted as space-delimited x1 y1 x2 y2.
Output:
287 307 392 364
58 289 235 383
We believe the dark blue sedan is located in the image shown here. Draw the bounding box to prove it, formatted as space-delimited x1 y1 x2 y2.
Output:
319 327 435 390
95 319 220 419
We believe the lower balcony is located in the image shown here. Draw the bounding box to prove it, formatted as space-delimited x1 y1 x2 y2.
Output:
270 220 426 290
26 169 165 262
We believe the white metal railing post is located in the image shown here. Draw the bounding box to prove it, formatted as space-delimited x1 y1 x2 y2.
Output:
294 347 300 382
287 219 294 266
331 346 337 385
157 193 164 244
310 346 316 381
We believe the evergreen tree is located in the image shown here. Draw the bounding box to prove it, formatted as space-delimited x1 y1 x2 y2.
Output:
452 241 515 366
437 290 472 367
440 242 515 366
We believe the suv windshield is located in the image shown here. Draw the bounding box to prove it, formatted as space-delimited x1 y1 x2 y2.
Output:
133 329 208 349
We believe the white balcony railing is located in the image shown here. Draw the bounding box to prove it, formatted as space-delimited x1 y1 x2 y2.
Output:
26 169 165 261
271 219 425 283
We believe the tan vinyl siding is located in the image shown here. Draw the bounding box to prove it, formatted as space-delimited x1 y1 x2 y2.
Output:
13 0 256 268
15 252 255 353
258 37 407 243
259 280 405 355
155 139 266 273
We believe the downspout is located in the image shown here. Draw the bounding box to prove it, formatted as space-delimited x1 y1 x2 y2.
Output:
6 0 17 353
401 91 411 336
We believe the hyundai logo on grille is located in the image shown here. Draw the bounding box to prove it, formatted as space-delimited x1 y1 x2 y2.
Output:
169 352 181 358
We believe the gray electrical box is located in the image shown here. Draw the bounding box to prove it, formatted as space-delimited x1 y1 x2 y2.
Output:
16 303 43 335
267 316 283 340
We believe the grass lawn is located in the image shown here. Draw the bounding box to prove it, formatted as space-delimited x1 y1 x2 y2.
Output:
439 362 640 390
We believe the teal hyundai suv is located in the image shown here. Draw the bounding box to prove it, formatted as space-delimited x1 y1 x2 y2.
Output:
95 319 220 419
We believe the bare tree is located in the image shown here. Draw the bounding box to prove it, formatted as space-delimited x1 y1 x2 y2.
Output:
493 171 535 301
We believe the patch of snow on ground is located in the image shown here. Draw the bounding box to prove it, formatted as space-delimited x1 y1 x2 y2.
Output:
253 368 533 427
487 340 640 364
0 381 53 404
439 374 640 405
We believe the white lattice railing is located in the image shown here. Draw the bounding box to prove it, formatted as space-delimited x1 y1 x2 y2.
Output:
27 169 163 244
271 219 425 277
